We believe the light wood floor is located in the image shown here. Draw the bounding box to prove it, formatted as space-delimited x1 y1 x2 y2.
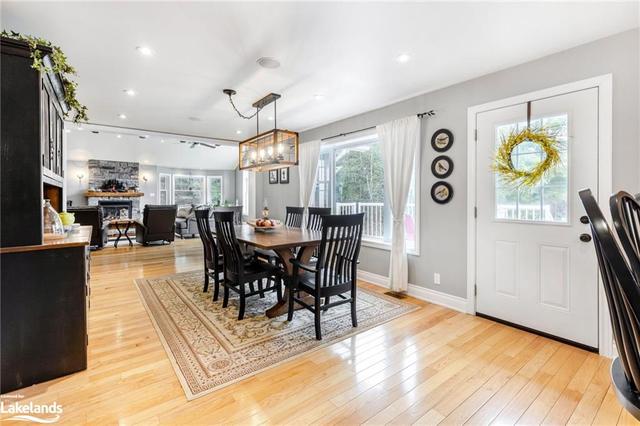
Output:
1 239 636 425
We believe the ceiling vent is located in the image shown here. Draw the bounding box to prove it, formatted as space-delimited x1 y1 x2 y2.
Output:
256 57 280 69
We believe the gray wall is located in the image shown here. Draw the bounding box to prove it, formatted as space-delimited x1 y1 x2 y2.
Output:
256 29 639 298
66 159 237 210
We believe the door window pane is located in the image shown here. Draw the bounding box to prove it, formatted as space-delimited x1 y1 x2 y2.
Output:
494 114 569 223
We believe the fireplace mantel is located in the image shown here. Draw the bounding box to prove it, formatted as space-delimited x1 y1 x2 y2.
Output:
84 191 144 198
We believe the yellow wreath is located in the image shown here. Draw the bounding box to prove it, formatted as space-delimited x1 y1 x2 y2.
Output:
492 127 561 188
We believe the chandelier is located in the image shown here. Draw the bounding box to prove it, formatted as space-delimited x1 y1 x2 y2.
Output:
223 89 299 172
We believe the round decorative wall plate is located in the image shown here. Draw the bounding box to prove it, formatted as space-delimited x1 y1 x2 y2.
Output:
431 129 454 152
431 181 453 204
431 155 454 178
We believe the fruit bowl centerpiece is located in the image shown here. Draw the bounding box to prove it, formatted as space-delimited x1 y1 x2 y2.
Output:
247 218 282 232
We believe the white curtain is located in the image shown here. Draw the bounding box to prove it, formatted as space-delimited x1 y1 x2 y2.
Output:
298 140 321 218
377 116 420 292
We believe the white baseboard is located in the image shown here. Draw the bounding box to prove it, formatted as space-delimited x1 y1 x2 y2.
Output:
358 269 469 313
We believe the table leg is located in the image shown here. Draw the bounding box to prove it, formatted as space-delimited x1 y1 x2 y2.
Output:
114 223 123 248
124 222 133 246
265 245 316 319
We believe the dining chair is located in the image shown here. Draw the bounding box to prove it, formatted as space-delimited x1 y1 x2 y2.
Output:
214 211 282 320
195 208 223 301
610 191 640 280
213 206 243 225
288 213 364 340
285 206 305 228
307 207 331 231
580 189 640 416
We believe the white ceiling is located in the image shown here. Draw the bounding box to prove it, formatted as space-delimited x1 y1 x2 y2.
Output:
66 123 239 170
3 2 638 141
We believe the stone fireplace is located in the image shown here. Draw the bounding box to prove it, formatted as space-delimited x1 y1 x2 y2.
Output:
85 160 143 217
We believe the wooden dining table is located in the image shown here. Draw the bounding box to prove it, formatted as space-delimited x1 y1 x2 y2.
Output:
214 224 322 318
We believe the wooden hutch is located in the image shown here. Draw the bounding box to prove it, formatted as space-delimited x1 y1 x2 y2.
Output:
0 37 90 393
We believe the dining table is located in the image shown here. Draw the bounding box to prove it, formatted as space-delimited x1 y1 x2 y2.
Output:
214 224 322 318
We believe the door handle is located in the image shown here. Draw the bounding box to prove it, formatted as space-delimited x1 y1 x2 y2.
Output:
580 215 589 224
580 233 592 243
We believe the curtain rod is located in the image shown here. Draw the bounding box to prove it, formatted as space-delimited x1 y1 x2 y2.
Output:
320 110 435 142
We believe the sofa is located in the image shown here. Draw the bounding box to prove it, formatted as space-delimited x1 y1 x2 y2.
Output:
174 204 199 238
67 206 109 249
135 204 178 245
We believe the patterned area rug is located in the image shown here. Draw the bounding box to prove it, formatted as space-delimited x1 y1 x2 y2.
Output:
135 271 418 400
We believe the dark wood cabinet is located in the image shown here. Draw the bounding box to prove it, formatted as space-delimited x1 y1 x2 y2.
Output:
1 37 67 248
0 38 89 394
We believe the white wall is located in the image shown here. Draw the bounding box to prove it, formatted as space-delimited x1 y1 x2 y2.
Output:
256 29 640 298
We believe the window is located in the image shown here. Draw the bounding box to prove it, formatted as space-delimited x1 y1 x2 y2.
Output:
172 174 205 205
206 176 223 206
242 171 251 216
158 173 171 204
312 135 419 253
494 114 569 223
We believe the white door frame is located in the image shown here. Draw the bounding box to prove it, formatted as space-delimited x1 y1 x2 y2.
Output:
466 74 613 356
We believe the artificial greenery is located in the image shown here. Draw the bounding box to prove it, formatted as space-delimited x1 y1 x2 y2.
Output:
2 30 88 122
493 127 561 188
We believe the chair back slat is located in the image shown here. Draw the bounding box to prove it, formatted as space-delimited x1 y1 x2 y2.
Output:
580 189 640 392
316 213 364 288
213 211 244 277
195 208 219 266
285 206 304 228
611 191 640 280
307 207 331 231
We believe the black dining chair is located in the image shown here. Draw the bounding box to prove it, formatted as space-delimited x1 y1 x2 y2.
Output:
285 206 305 228
195 208 223 301
288 213 364 340
214 211 282 320
307 207 331 231
580 189 640 418
610 191 640 281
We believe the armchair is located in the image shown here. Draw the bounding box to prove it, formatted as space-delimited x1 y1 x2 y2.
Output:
135 204 178 245
67 206 109 249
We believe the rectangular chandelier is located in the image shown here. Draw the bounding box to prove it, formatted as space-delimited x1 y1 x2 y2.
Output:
238 129 298 172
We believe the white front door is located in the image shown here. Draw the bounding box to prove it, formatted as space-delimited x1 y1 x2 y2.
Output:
475 88 599 348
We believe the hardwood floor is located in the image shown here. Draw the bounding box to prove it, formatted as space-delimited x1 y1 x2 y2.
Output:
1 238 636 425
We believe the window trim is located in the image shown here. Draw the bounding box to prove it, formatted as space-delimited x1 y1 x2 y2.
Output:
172 174 206 206
206 175 224 205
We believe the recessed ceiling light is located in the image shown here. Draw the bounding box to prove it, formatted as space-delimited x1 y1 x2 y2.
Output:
77 125 84 131
267 116 274 121
64 129 71 133
116 134 122 139
139 135 148 139
256 57 280 69
314 94 325 101
123 89 136 96
236 130 242 135
136 46 153 56
91 130 99 134
160 139 165 143
396 53 411 64
118 113 127 119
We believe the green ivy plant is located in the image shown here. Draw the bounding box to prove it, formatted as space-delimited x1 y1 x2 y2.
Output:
2 30 88 123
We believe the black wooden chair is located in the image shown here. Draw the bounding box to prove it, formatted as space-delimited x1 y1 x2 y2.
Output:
580 189 640 418
214 211 282 320
195 208 223 301
610 191 640 281
285 206 304 228
307 207 331 231
288 213 364 340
